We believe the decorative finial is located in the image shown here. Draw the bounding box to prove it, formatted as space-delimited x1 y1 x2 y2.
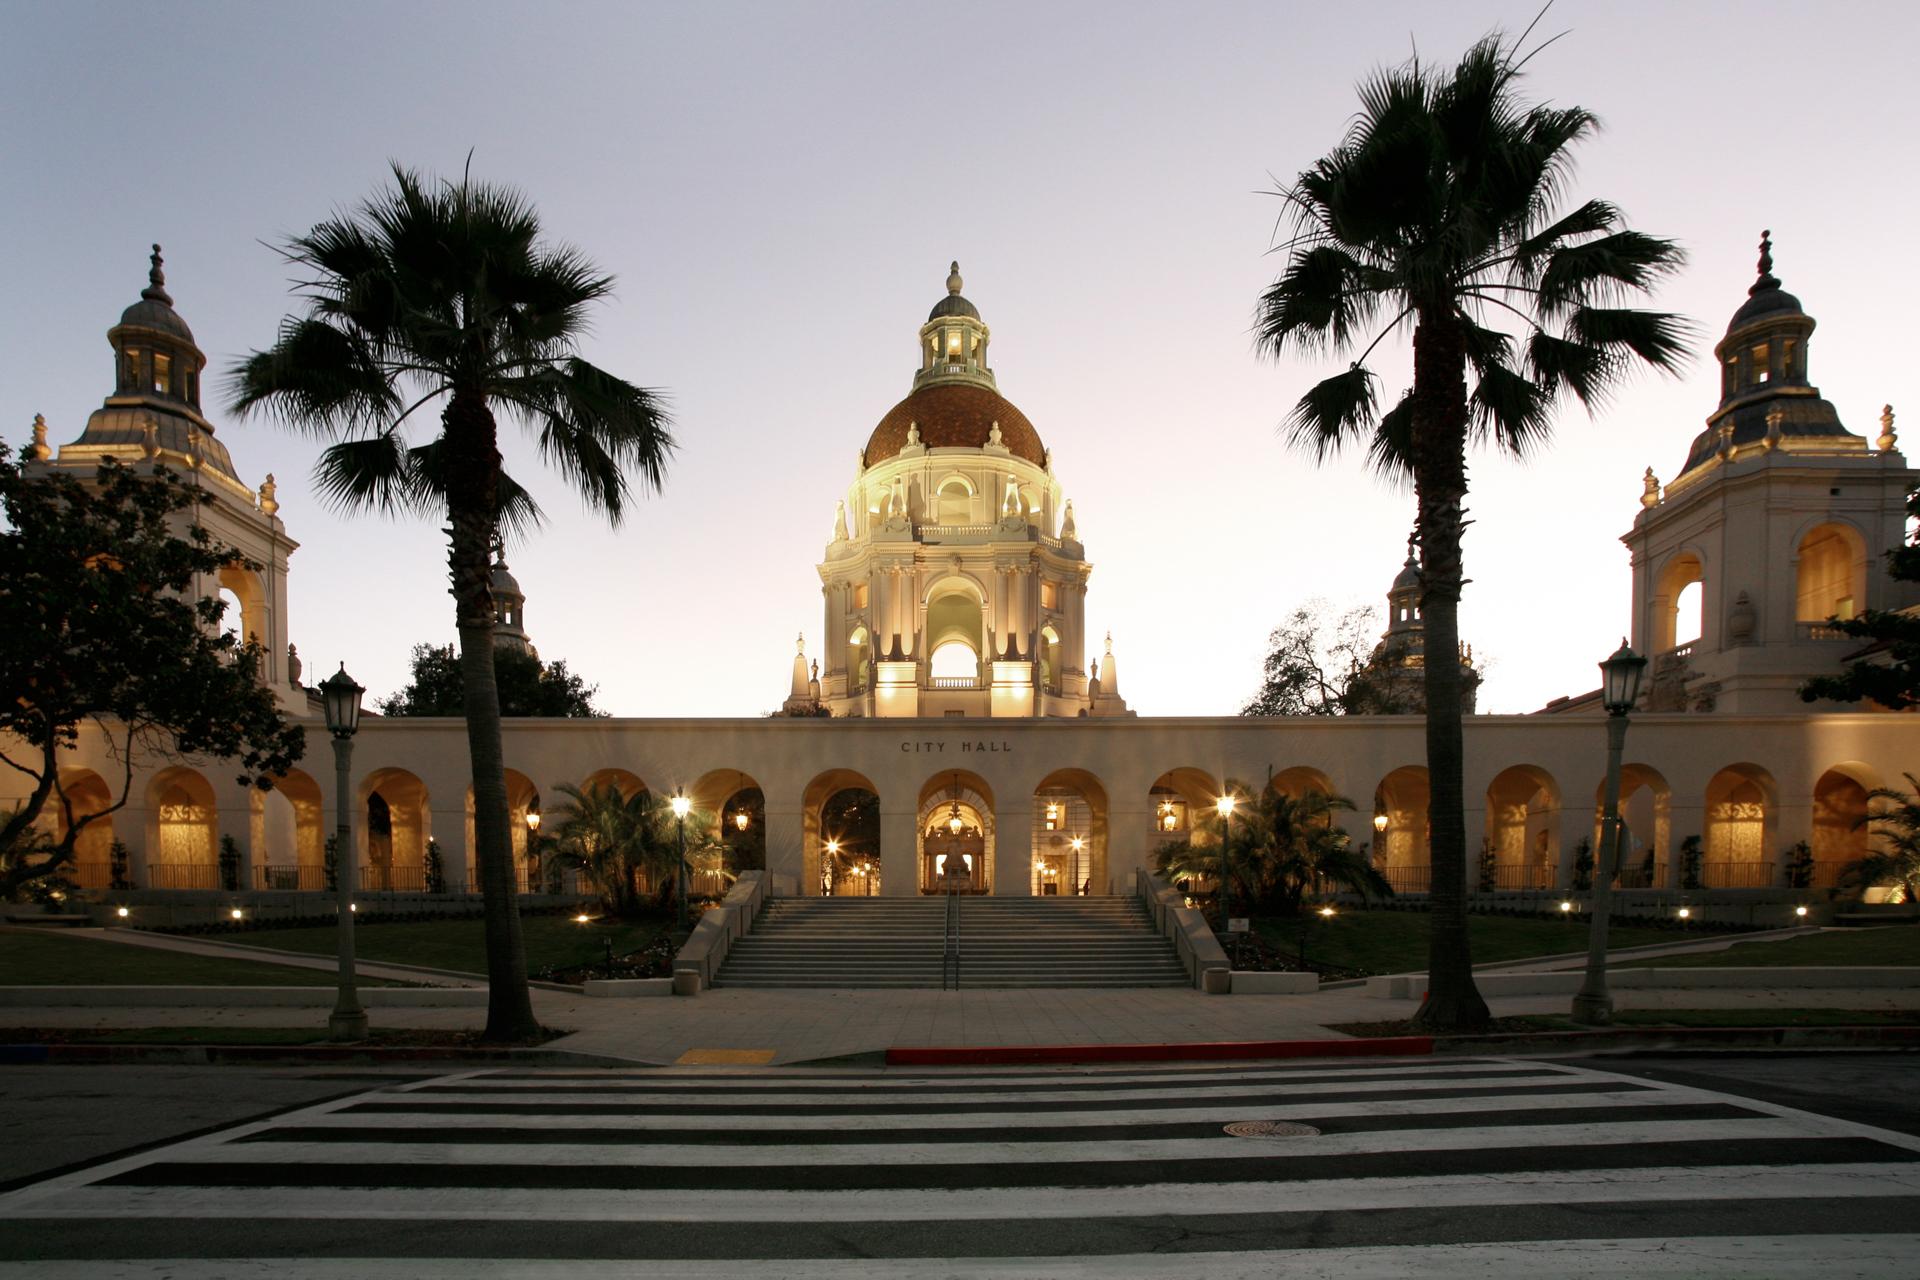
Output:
1750 229 1779 296
988 420 1003 447
1640 466 1660 509
26 413 50 461
142 243 173 306
946 261 963 295
491 535 507 566
139 415 160 461
1104 629 1114 655
905 420 920 446
810 659 819 680
1405 532 1418 566
258 473 279 516
287 643 303 686
1060 498 1076 539
833 499 848 541
796 632 806 655
1880 404 1898 452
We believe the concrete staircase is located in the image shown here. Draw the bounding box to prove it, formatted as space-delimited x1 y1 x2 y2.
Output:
716 896 1190 989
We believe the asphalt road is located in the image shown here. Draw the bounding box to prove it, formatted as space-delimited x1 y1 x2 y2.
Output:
1568 1052 1920 1138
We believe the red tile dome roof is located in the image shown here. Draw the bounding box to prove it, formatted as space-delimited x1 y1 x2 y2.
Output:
864 382 1044 468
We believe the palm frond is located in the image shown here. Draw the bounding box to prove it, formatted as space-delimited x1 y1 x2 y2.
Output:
1537 231 1686 316
227 318 404 432
311 434 435 517
1567 307 1692 374
1470 360 1553 456
1285 365 1379 461
1254 246 1384 356
1526 329 1612 407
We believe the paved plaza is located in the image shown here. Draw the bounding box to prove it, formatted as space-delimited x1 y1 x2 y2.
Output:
2 1056 1918 1276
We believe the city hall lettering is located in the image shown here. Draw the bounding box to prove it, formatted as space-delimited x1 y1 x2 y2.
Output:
901 740 1013 754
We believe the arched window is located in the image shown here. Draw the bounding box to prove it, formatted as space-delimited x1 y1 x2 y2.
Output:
930 641 978 680
1797 523 1864 623
937 479 971 525
1655 553 1704 651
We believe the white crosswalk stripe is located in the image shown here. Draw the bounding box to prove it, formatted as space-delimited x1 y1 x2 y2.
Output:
2 1055 1917 1277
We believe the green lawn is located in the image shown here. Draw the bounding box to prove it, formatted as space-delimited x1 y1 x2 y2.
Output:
231 913 671 978
1619 926 1920 968
1253 909 1685 977
0 928 396 986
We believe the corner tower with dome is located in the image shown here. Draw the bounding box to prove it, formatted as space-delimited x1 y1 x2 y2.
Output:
798 264 1129 718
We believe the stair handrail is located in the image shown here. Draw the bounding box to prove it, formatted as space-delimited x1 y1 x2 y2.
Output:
941 884 962 990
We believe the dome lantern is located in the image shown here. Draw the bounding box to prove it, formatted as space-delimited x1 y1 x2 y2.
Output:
916 261 993 390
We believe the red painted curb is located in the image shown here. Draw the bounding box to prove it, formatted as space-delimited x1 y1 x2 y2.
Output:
886 1036 1435 1067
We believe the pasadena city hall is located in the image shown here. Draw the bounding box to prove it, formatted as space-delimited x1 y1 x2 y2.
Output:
12 242 1920 917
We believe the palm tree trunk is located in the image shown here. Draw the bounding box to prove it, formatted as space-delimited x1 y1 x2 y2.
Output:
1407 313 1492 1034
443 390 540 1041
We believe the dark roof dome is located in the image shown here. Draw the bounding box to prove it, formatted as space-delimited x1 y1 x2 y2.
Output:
1392 552 1421 592
927 260 980 321
115 245 195 343
1723 230 1804 336
865 381 1044 467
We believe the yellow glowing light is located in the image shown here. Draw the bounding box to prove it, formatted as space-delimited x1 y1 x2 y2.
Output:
825 839 841 856
1560 901 1573 913
116 906 130 918
1373 813 1389 832
1162 813 1177 830
1677 907 1691 920
574 913 591 923
1216 795 1236 818
1795 905 1809 918
525 811 542 833
1318 906 1336 919
349 903 357 913
229 908 243 920
670 793 691 819
734 812 750 831
1070 836 1086 852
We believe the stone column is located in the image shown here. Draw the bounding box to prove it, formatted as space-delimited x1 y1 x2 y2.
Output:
880 804 919 898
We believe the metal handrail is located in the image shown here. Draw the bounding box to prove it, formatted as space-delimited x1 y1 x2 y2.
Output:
941 886 962 990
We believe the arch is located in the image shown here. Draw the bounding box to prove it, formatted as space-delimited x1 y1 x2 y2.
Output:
52 768 116 889
1034 769 1109 896
692 768 766 884
362 767 431 891
924 579 986 678
217 563 269 647
1269 767 1336 801
147 766 217 890
1703 763 1776 888
802 768 881 896
1148 766 1218 841
935 474 974 524
1812 763 1878 887
580 767 648 802
1039 625 1060 691
920 770 995 894
847 625 871 693
255 769 325 891
1485 765 1559 891
1653 552 1705 651
1373 766 1431 891
1795 521 1868 623
929 639 980 680
1594 764 1672 888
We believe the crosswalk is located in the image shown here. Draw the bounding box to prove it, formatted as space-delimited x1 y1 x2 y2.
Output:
3 1055 1919 1277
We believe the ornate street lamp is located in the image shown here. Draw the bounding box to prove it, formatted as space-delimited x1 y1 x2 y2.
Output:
1215 792 1237 930
1571 639 1648 1025
670 789 691 929
318 663 366 1041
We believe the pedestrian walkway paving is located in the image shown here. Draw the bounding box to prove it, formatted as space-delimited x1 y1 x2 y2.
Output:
2 1056 1917 1275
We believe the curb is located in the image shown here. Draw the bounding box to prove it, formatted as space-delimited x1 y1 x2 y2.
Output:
0 1043 636 1067
886 1037 1435 1066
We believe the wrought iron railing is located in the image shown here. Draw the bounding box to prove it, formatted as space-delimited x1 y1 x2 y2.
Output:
1701 861 1775 889
358 865 428 893
1616 862 1669 890
1381 865 1432 894
145 864 222 890
256 865 328 892
1488 866 1555 892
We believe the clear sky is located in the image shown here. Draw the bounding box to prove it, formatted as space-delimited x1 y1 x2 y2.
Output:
5 1 1917 717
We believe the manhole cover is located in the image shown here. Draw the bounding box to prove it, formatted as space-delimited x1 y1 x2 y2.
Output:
1224 1121 1320 1139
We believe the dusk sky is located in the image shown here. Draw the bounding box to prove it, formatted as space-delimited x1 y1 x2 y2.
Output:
5 1 1916 717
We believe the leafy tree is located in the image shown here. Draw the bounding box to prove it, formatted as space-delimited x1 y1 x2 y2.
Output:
1154 780 1389 918
1801 485 1920 708
1252 29 1686 1030
0 447 304 899
230 165 673 1041
1242 602 1403 715
423 837 447 895
378 643 605 717
1849 777 1920 903
547 783 685 916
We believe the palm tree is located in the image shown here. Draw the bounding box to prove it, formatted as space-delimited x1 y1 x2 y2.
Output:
1253 30 1686 1031
229 165 673 1040
1245 787 1391 915
548 783 678 916
1850 776 1920 903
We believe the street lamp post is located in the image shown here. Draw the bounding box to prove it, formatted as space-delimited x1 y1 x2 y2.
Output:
670 790 691 930
824 837 840 896
319 664 366 1042
1571 639 1648 1026
1215 792 1238 954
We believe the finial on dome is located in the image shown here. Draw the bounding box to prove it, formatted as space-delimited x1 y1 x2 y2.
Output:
1641 466 1661 509
26 413 50 462
142 243 173 306
1880 404 1898 452
258 473 279 516
796 632 806 655
1750 229 1779 296
947 261 963 295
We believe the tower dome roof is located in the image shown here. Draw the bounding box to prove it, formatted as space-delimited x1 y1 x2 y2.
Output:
928 260 979 321
114 245 195 343
1723 231 1804 336
865 382 1045 467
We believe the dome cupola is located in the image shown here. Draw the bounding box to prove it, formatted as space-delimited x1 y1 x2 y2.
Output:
1676 231 1859 477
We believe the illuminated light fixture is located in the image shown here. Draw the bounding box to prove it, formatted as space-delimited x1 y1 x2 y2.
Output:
1795 905 1809 918
825 838 840 856
1560 901 1574 913
1318 906 1336 919
1216 795 1236 818
735 811 750 832
525 810 541 833
230 908 243 920
1069 836 1086 853
574 913 591 924
1373 812 1389 833
1677 906 1691 920
116 906 130 919
1162 812 1177 831
349 903 357 913
670 791 691 820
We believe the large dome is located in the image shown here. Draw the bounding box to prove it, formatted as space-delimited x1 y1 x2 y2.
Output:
865 381 1045 468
